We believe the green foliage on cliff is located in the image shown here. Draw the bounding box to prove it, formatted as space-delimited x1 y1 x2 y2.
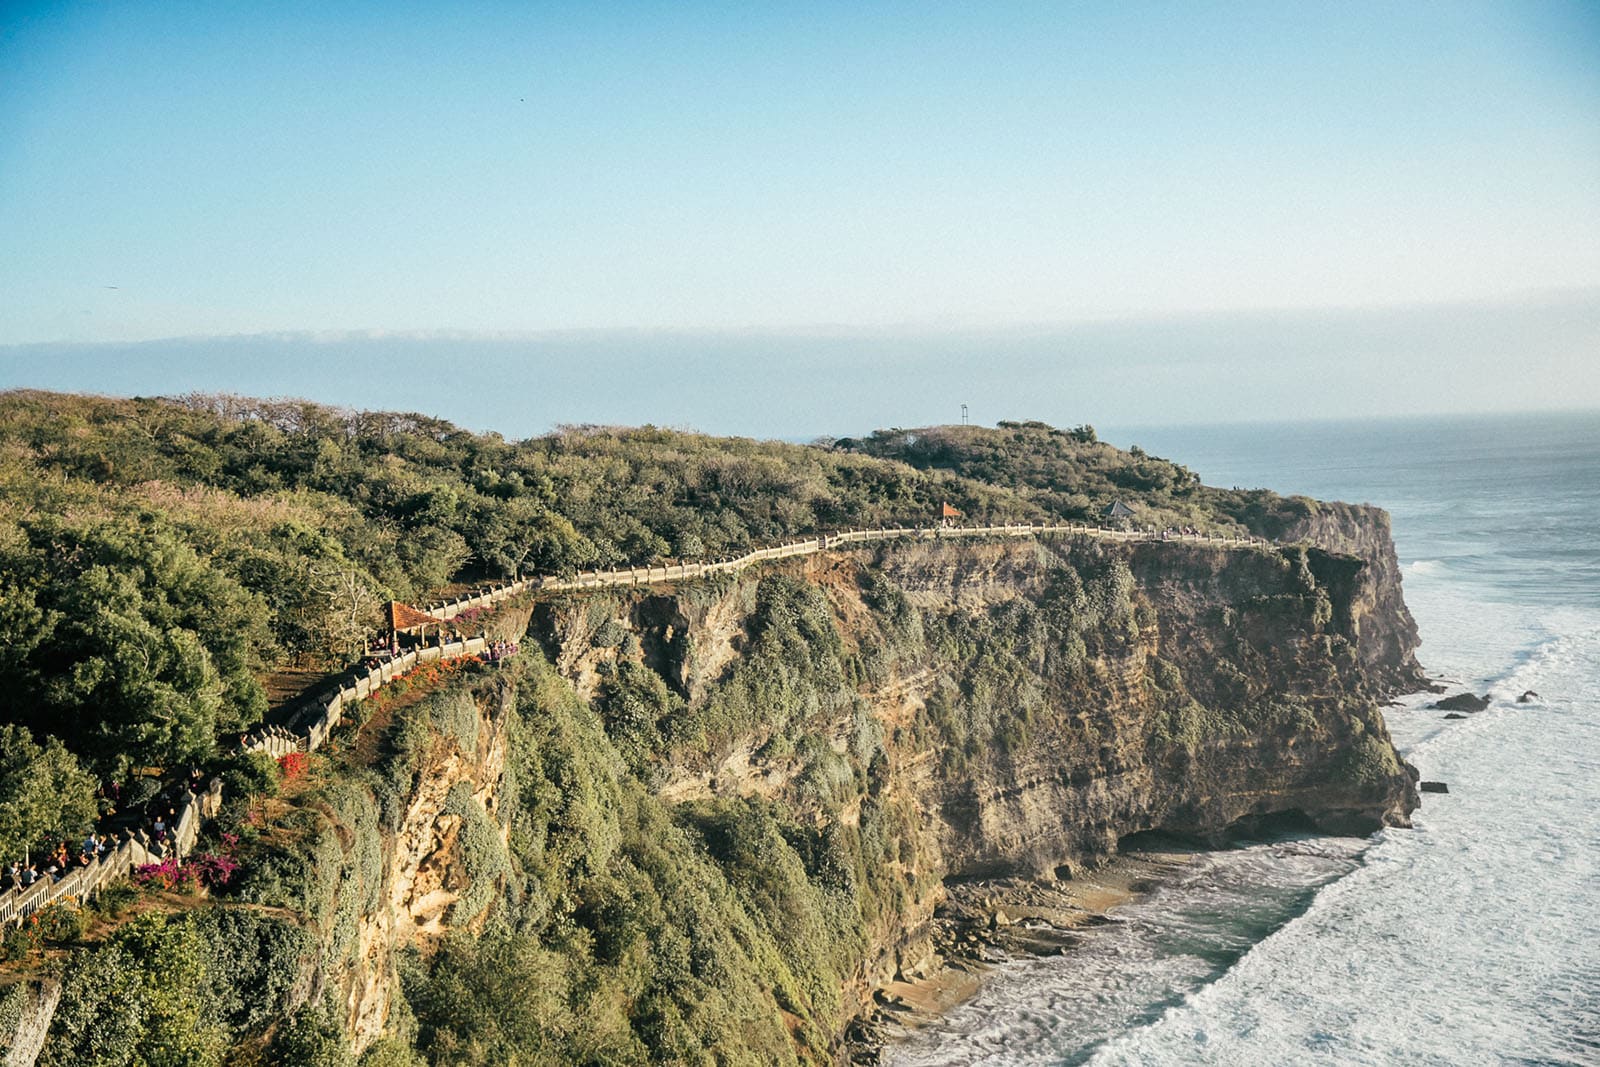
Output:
40 909 311 1067
0 390 1312 780
839 420 1321 537
1341 729 1403 791
394 661 850 1065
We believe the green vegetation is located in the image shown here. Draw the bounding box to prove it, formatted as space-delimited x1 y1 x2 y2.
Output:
0 391 1308 782
840 420 1318 535
0 725 98 860
0 391 1381 1065
39 909 312 1067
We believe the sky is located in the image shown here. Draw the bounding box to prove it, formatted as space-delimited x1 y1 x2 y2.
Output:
1 1 1597 435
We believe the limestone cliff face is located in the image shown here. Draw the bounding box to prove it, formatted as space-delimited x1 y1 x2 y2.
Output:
893 539 1413 881
315 681 516 1054
1253 500 1427 695
265 520 1423 1060
520 522 1421 1021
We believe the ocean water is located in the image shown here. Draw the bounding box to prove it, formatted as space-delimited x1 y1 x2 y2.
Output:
885 411 1600 1067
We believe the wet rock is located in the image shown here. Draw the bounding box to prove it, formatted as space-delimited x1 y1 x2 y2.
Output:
1419 781 1450 794
1431 692 1490 712
1444 713 1468 720
1517 690 1539 704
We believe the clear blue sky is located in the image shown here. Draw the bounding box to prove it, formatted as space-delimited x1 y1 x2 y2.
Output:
1 2 1597 432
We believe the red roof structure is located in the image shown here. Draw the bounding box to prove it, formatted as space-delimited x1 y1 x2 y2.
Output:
387 600 446 634
941 501 963 519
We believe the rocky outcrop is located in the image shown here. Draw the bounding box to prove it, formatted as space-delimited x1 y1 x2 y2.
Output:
308 516 1423 1056
310 681 516 1055
0 980 59 1067
1262 501 1430 695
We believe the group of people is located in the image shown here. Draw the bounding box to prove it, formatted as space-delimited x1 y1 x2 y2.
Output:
3 773 202 900
4 832 116 893
365 628 470 667
1159 526 1205 539
482 640 519 663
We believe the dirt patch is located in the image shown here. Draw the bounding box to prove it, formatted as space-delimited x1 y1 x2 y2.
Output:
263 666 333 709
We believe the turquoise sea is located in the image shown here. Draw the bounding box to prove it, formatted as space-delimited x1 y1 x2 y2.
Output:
885 411 1600 1066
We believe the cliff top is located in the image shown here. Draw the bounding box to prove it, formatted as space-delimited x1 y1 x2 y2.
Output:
0 388 1352 792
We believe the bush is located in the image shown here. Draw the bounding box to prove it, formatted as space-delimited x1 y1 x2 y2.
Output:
31 903 88 943
277 751 310 783
271 1001 355 1067
217 750 281 800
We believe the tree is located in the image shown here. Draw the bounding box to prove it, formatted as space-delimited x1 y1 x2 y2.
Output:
309 564 381 663
0 514 270 776
0 725 97 861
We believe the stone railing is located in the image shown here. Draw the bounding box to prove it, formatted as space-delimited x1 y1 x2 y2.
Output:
0 780 223 928
528 520 1269 594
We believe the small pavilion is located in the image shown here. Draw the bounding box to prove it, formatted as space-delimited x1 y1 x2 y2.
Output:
1102 499 1137 528
386 601 448 651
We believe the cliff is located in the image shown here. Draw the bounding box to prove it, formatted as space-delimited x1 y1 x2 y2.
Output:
10 517 1422 1066
1274 501 1428 695
502 520 1417 1049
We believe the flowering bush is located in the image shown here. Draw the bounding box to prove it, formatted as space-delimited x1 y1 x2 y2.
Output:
133 849 239 893
276 752 309 782
32 901 88 942
368 656 475 711
4 903 90 956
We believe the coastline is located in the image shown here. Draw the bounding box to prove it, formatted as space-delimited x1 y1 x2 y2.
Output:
854 843 1196 1062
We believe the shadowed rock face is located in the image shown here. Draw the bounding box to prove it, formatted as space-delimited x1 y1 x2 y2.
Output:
1267 501 1429 696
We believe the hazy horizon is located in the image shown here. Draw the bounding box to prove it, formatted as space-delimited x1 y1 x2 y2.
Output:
4 3 1597 432
4 287 1596 440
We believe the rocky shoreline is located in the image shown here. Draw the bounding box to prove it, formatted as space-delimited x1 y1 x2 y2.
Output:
849 843 1196 1063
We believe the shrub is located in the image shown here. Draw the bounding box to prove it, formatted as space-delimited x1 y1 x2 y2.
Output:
277 751 310 783
31 903 88 943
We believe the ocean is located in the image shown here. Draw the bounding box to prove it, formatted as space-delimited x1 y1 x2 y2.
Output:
884 410 1600 1067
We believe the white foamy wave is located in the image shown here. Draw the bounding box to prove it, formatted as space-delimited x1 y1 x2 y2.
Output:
1405 558 1444 575
1492 618 1600 706
1085 616 1600 1067
883 840 1366 1066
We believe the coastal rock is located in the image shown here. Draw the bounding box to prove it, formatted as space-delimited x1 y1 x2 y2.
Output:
1420 781 1450 793
1431 692 1490 712
1444 713 1467 720
312 521 1426 1060
1517 690 1539 704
